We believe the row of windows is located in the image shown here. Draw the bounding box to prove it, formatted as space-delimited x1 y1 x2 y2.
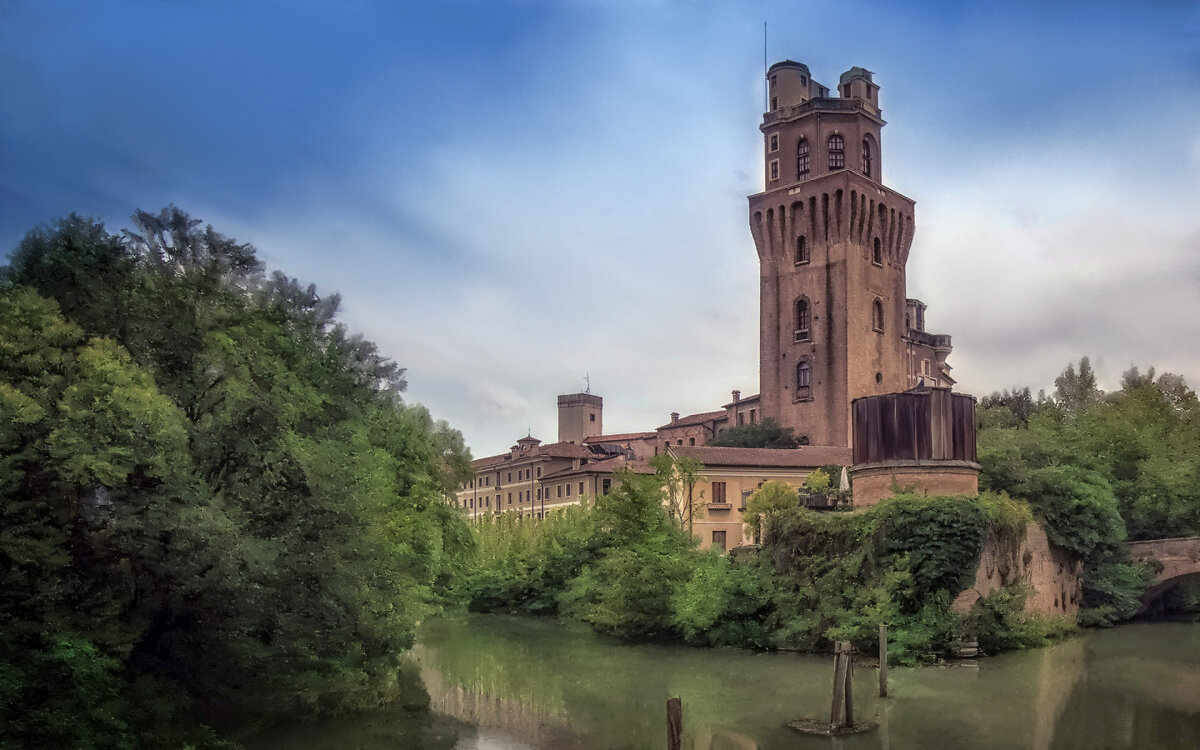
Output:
467 464 547 490
460 479 614 510
792 234 883 266
769 135 876 182
792 297 884 339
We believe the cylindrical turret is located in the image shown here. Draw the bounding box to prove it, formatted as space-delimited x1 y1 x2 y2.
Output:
767 60 820 112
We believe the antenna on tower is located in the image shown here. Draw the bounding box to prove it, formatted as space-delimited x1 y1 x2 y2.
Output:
763 22 768 110
585 373 591 393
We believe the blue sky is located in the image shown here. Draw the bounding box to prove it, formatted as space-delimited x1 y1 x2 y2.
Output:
3 0 1199 455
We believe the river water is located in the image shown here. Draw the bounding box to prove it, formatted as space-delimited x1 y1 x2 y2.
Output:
245 614 1200 750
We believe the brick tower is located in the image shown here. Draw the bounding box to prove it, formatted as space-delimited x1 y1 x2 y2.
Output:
749 62 924 448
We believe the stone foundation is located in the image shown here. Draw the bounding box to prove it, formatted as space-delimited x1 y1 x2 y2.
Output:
850 459 980 507
953 523 1082 615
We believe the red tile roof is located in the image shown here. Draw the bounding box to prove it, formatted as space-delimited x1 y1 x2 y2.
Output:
656 410 729 430
667 445 852 468
540 456 655 480
722 393 761 408
583 432 656 443
470 440 595 470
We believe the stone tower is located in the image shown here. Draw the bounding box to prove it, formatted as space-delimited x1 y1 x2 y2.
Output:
749 62 919 448
557 392 602 444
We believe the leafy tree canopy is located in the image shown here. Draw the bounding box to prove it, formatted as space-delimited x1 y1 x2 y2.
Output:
710 418 802 449
0 209 473 746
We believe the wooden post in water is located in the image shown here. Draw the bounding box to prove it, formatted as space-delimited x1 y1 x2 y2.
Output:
829 641 854 729
879 624 888 697
844 642 854 727
666 697 682 750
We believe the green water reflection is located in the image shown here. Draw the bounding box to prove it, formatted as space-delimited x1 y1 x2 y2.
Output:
247 615 1200 750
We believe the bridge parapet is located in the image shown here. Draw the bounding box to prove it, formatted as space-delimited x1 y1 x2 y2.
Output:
1126 536 1200 614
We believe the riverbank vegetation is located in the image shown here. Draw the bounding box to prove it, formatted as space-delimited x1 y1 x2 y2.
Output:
0 210 473 747
461 468 1071 664
464 357 1200 659
977 357 1200 624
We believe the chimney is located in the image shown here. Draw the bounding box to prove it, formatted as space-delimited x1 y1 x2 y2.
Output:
732 390 741 403
670 412 680 425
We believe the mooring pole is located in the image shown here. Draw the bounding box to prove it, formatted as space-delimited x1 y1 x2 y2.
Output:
829 641 851 728
879 624 888 697
843 642 854 727
666 697 682 750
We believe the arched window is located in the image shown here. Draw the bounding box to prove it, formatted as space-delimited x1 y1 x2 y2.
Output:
828 134 845 170
872 237 882 266
795 360 812 400
794 298 810 341
872 299 884 333
862 136 873 177
795 235 809 264
797 139 810 180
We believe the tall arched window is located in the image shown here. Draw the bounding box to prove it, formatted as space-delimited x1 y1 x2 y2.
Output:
872 237 882 266
828 134 845 170
795 360 812 400
795 235 809 264
872 299 884 333
794 298 810 341
797 139 810 180
862 136 873 177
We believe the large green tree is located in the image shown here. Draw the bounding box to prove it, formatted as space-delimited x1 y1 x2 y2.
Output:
1 209 473 745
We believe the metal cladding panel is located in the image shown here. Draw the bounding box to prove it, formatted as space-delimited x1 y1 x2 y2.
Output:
852 390 977 464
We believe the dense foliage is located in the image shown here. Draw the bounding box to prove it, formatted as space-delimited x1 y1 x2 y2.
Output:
462 466 1058 663
709 418 803 448
0 210 473 747
977 357 1199 624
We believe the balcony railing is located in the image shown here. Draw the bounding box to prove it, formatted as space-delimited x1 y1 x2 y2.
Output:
763 97 881 125
907 330 952 349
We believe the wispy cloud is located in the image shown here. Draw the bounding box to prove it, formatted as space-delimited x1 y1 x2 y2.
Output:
3 0 1199 455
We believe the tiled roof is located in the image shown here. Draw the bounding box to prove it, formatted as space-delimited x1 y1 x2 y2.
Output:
471 441 594 471
540 455 655 480
722 393 761 408
537 442 597 459
583 432 656 443
656 410 729 430
667 445 852 468
471 452 510 469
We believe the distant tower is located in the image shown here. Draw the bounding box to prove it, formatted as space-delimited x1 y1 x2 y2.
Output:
750 62 929 447
557 392 603 444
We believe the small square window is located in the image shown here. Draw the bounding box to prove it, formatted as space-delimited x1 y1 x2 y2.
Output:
770 75 776 87
770 96 778 111
769 160 779 180
769 133 779 152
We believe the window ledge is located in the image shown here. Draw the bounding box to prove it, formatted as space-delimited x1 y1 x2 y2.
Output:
708 502 732 510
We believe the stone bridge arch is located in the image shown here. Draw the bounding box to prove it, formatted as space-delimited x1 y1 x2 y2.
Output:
1127 537 1200 615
